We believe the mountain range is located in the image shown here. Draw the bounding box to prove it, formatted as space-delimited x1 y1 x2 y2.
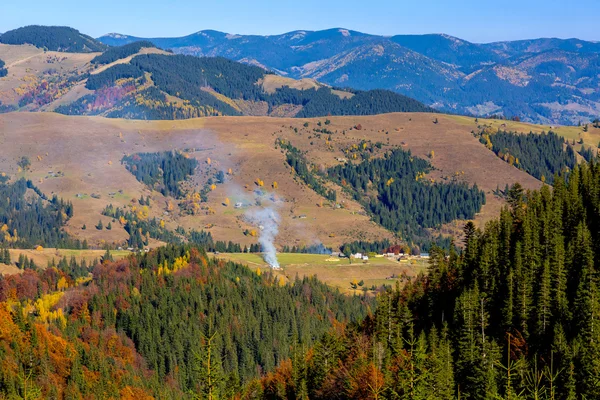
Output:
98 28 600 125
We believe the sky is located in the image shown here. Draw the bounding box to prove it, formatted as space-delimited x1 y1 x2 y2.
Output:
0 0 598 43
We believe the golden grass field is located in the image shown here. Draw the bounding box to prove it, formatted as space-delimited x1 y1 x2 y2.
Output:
0 111 547 250
0 111 547 252
214 252 429 293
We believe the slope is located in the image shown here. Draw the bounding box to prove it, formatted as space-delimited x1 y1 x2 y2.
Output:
54 53 434 119
98 28 600 124
0 111 546 253
0 42 433 119
0 25 108 53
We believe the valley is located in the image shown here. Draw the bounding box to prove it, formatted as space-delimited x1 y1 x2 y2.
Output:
1 12 600 399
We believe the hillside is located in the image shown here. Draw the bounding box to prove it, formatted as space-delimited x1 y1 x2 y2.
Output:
0 25 107 53
0 43 433 119
59 53 433 119
0 245 370 398
3 158 600 398
99 28 600 125
0 111 557 259
255 159 600 399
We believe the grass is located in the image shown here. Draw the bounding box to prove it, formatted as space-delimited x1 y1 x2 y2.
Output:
0 111 545 250
448 115 600 148
6 248 131 272
215 252 428 293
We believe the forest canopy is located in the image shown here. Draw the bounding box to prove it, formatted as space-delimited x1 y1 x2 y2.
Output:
481 129 576 183
90 40 158 65
0 178 78 248
328 148 485 243
0 25 108 52
121 151 198 197
0 58 7 78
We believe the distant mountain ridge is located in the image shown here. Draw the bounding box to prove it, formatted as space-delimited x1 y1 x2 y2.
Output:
98 28 600 124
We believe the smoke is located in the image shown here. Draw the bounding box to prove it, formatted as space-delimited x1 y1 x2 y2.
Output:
308 242 332 255
247 207 281 268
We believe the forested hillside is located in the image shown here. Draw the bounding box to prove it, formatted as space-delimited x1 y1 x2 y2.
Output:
328 149 485 244
0 26 107 52
121 151 198 197
5 159 600 398
480 130 577 183
56 53 434 119
254 159 600 399
90 41 158 65
0 178 82 249
0 245 370 398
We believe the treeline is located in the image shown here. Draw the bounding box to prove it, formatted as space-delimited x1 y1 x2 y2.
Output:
0 25 107 52
280 243 333 254
340 239 392 255
86 63 145 90
0 245 371 398
278 139 337 201
103 205 249 252
91 40 157 65
133 54 266 102
482 130 576 183
0 58 6 78
328 149 485 242
254 159 600 399
0 179 81 248
580 144 595 162
121 151 198 197
295 88 434 118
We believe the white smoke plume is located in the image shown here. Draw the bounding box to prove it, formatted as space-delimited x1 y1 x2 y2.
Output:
246 207 281 268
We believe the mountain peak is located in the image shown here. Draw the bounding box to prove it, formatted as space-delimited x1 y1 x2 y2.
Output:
103 33 129 39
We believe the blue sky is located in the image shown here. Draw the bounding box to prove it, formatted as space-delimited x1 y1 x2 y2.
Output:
1 0 597 43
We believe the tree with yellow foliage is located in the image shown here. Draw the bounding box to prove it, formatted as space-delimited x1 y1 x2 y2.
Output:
272 181 278 189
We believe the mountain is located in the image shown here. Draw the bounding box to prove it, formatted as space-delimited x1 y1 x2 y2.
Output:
0 39 431 118
0 25 107 53
482 37 600 58
54 52 434 119
390 33 501 73
99 29 600 124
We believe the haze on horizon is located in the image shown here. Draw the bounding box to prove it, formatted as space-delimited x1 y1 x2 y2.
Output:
0 0 598 44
